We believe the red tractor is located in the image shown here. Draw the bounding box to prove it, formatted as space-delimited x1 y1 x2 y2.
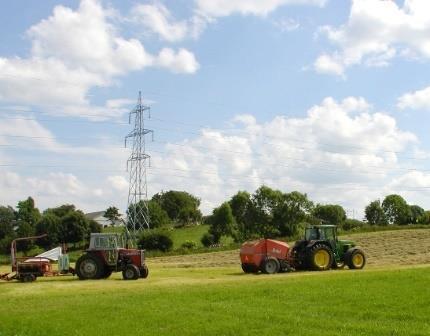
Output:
240 225 366 274
76 233 149 280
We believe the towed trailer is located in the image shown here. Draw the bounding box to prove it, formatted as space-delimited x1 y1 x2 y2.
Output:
0 234 75 282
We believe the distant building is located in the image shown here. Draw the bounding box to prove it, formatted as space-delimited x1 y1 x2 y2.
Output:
85 211 125 228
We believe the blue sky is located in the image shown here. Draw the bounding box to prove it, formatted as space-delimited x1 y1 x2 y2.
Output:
1 0 430 216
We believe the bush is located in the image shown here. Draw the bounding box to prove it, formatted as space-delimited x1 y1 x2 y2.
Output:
138 231 173 252
181 240 197 250
342 219 365 231
201 233 219 247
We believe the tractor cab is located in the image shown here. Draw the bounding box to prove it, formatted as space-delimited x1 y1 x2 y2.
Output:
89 233 124 250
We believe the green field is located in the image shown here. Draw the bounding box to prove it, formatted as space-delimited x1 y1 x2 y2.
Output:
0 265 429 336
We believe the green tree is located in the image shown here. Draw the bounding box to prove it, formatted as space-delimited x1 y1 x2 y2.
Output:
16 221 35 252
409 205 425 224
138 230 173 252
382 194 411 225
0 206 15 240
273 191 313 237
152 191 202 225
44 204 76 218
418 211 430 224
229 191 251 241
16 197 40 227
313 204 346 226
58 211 89 244
208 202 235 241
365 200 387 225
35 213 61 248
147 200 170 228
104 206 121 226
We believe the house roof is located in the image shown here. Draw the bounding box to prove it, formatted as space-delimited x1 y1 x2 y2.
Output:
85 211 105 220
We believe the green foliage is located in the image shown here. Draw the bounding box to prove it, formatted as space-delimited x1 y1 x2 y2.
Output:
341 219 365 231
16 197 41 226
138 230 173 252
181 240 197 250
409 205 425 224
365 200 387 225
16 221 35 252
35 213 61 248
44 204 76 218
104 206 121 226
58 211 89 244
313 204 346 226
152 190 202 225
207 202 235 240
147 200 171 228
418 211 430 225
0 206 15 240
88 219 102 235
201 232 219 247
382 194 412 225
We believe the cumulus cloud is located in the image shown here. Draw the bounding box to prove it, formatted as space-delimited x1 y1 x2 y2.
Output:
398 86 430 110
0 0 199 120
147 97 418 213
314 0 430 75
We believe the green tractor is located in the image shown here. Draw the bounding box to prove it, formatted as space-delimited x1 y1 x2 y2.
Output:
290 225 366 271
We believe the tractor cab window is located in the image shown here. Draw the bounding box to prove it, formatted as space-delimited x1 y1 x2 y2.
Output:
94 236 117 249
305 228 319 240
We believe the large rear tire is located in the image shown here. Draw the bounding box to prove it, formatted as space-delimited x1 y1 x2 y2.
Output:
76 254 104 280
345 248 366 270
123 264 140 280
261 257 280 274
308 244 333 271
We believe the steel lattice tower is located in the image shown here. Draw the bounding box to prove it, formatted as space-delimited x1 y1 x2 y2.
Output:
125 91 153 239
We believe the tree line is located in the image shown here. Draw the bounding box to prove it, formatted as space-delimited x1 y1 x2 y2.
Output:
203 186 430 246
0 197 101 253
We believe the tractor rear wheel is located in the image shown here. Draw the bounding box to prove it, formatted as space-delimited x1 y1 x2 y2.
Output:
261 257 280 274
76 254 104 280
123 264 140 280
308 244 333 271
345 248 366 269
140 265 149 279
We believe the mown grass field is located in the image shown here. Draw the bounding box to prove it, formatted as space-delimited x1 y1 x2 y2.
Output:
0 265 429 336
0 229 429 336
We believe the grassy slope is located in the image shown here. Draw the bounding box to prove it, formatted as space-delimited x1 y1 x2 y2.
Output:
0 266 429 336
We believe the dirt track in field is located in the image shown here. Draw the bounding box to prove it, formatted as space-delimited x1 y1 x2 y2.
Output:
149 229 430 269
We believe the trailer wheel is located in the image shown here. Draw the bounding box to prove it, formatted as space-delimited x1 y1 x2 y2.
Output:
345 248 366 270
140 265 149 279
21 274 35 282
76 254 104 280
261 257 280 274
123 264 140 280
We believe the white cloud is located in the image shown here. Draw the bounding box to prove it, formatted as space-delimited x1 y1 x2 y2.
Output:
107 175 129 192
314 0 430 75
148 97 417 213
195 0 326 17
398 86 430 110
273 18 301 32
0 0 199 120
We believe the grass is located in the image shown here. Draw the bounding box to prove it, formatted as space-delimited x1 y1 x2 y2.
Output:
0 265 429 335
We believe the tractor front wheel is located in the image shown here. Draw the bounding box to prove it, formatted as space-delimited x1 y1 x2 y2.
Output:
308 244 333 271
140 265 149 279
76 254 104 280
261 257 280 274
123 264 140 280
345 248 366 269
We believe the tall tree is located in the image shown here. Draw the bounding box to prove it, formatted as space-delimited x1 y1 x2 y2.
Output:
152 191 202 225
313 204 346 226
208 202 236 240
409 205 425 224
104 206 121 226
58 211 89 244
365 200 387 225
16 197 41 227
0 206 15 240
382 194 411 225
35 213 61 248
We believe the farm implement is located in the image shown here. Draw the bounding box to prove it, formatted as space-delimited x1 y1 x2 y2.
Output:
240 224 366 274
0 234 74 282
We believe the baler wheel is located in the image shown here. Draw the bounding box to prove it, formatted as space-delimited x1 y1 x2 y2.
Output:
345 248 366 269
21 274 35 282
123 264 140 280
76 254 104 280
261 257 280 274
308 244 333 271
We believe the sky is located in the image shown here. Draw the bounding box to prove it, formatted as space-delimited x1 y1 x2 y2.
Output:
1 0 430 218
